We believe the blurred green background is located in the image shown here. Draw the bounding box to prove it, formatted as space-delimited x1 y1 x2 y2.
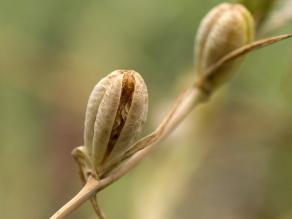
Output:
1 0 292 218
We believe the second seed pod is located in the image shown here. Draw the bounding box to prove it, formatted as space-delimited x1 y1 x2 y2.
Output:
194 3 255 90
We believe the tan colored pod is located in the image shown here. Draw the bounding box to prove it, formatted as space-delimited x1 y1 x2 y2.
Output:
195 3 255 90
84 70 148 173
84 74 113 155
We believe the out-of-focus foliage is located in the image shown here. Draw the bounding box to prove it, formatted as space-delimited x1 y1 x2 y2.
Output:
0 0 292 219
236 0 276 26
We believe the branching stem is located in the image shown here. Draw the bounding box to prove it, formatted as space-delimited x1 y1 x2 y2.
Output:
50 86 207 219
50 33 292 219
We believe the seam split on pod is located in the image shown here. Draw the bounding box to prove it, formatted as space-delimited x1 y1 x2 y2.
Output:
83 70 148 175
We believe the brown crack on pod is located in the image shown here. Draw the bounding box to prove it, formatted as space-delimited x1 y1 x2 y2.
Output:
101 72 135 164
79 70 148 175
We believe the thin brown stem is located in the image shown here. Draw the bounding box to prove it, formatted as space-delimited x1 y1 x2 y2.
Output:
50 33 292 219
50 175 99 219
101 87 207 177
205 34 292 77
90 195 107 219
50 86 207 219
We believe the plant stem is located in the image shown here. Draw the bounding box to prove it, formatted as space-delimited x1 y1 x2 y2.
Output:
50 175 99 219
90 195 107 219
50 86 207 219
50 33 292 219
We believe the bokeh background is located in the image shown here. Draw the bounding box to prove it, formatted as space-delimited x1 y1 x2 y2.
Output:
1 0 292 218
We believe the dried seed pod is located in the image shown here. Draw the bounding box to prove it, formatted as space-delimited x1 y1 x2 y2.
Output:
84 70 148 173
194 3 255 91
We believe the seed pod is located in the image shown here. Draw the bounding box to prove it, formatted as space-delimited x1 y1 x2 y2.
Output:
194 3 255 91
84 70 148 173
